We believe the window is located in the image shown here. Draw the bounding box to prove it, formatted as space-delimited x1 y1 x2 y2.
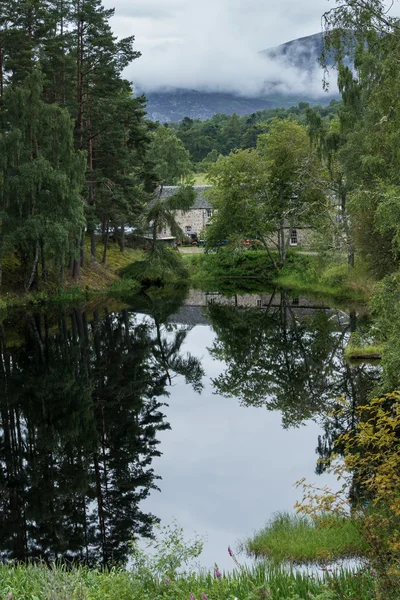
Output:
206 208 213 218
257 300 262 307
162 228 167 235
292 297 299 306
185 226 192 233
290 229 298 246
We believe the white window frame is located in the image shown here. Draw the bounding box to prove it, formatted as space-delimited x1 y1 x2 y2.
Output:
289 229 298 246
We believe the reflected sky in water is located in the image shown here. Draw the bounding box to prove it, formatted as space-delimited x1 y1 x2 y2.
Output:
143 324 340 571
0 289 377 569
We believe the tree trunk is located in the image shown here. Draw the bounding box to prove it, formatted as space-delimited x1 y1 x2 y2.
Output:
72 239 81 279
259 233 278 270
0 44 3 99
80 232 84 268
278 223 285 266
60 0 66 106
0 222 4 288
119 224 125 253
25 242 39 292
87 118 97 262
40 238 47 282
76 3 84 149
102 220 109 264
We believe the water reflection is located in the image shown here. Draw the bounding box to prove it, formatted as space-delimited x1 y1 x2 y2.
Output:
0 286 380 566
0 287 202 566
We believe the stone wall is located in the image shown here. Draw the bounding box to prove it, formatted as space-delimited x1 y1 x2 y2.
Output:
268 227 314 249
164 209 213 237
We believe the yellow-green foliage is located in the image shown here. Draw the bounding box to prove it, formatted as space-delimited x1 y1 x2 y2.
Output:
297 393 400 598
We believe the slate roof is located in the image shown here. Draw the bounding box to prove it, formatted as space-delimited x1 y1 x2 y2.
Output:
158 185 213 210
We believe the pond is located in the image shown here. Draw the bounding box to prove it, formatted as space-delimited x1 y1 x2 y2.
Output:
0 286 380 569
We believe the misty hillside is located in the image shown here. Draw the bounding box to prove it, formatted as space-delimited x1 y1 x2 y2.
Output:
262 32 326 70
144 33 336 123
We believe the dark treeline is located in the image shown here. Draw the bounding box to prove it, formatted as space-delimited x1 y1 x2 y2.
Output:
0 0 157 291
168 100 341 170
0 287 203 566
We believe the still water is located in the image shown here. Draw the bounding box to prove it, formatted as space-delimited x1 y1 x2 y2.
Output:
0 286 379 569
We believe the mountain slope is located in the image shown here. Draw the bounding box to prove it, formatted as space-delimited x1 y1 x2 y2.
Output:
144 33 336 123
262 32 326 70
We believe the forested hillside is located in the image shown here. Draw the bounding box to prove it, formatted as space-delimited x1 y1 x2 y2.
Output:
169 100 341 169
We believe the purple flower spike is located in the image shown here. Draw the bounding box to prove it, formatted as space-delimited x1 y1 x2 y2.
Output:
371 571 377 578
165 577 171 584
8 595 12 600
307 594 312 599
228 546 233 557
215 568 222 579
201 594 208 600
190 595 195 600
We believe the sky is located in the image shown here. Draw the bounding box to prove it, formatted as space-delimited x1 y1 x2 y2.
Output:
102 0 340 97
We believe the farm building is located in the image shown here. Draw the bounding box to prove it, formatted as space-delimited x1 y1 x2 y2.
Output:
158 185 313 248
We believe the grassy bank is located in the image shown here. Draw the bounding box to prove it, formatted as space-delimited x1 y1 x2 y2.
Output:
344 345 383 361
0 562 374 600
344 331 383 362
0 241 143 310
184 248 372 301
245 513 367 565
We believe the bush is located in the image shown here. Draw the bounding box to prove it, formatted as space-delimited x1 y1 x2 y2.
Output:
121 245 188 285
320 264 349 289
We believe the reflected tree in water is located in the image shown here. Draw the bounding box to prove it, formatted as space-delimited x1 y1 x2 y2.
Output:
0 286 203 566
208 292 379 431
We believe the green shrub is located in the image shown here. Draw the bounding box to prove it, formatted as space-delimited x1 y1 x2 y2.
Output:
320 264 349 289
121 246 188 285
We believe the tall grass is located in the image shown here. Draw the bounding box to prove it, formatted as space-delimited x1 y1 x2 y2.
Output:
245 513 367 565
0 562 374 600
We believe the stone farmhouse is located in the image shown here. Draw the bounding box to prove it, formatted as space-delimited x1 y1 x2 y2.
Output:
159 185 312 248
159 185 214 239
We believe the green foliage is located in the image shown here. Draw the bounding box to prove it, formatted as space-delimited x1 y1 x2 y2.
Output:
0 70 86 290
0 561 375 600
370 273 400 390
206 119 327 267
148 126 194 185
245 513 367 564
0 518 376 600
0 0 155 284
297 392 400 598
187 248 275 281
320 264 349 289
121 246 188 285
171 102 341 168
144 185 196 244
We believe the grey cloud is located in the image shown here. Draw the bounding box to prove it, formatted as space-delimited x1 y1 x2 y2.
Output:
109 0 339 98
106 0 184 20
